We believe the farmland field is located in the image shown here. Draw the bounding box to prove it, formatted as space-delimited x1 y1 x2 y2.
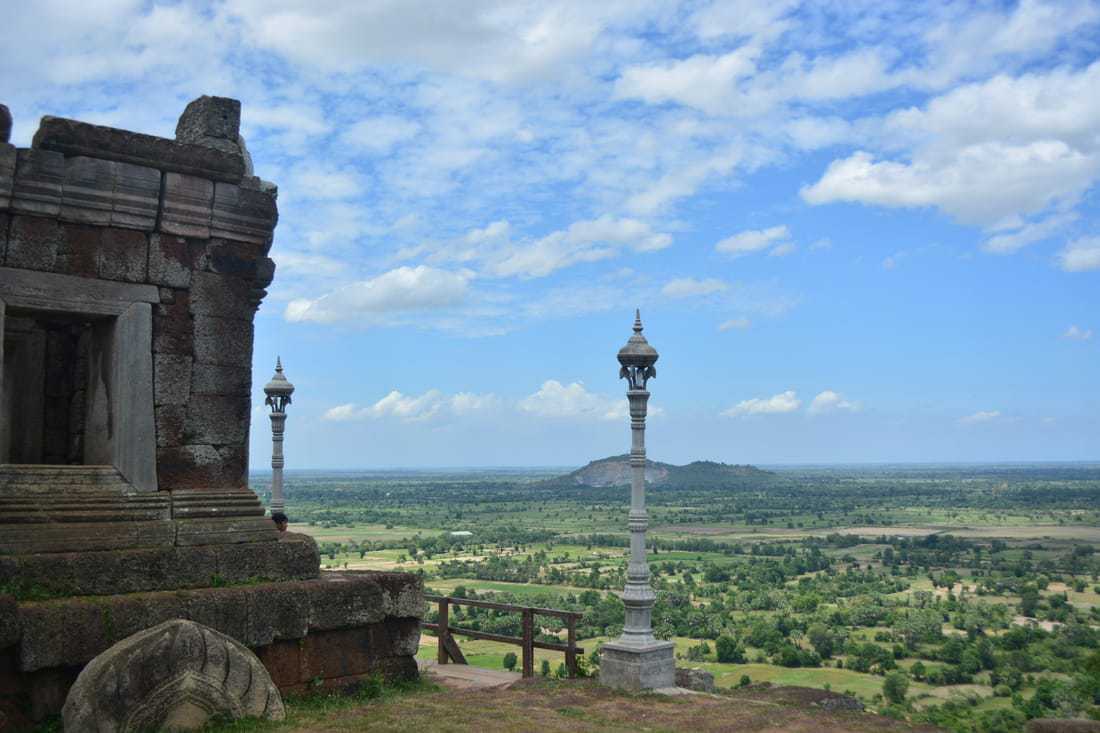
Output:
252 462 1100 733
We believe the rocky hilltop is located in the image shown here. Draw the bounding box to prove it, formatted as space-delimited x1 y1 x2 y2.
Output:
555 454 773 489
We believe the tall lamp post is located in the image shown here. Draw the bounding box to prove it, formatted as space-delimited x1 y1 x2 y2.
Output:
600 310 675 690
263 357 295 516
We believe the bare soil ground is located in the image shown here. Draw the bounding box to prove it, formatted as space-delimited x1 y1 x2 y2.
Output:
279 678 944 733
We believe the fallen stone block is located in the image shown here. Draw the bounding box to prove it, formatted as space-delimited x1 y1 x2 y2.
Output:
61 619 285 732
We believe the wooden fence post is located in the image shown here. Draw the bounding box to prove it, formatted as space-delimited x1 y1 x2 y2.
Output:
566 616 577 678
437 598 449 665
522 608 534 678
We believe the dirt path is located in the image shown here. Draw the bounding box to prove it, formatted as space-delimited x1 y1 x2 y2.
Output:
280 679 944 733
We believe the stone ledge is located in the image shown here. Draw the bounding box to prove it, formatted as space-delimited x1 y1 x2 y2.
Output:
0 532 318 598
11 570 423 672
33 116 244 183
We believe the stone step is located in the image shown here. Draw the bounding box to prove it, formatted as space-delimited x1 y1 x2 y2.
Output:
0 464 127 488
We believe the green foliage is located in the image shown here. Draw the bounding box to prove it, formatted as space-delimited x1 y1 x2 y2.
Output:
540 659 551 677
882 671 909 705
502 652 517 671
715 635 745 664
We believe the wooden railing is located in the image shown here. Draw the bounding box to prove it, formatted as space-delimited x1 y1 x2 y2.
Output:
422 594 584 678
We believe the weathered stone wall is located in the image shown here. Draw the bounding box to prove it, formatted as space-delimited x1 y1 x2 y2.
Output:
0 571 425 729
0 97 277 492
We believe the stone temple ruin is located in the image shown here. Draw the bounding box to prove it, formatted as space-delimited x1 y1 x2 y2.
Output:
0 97 424 731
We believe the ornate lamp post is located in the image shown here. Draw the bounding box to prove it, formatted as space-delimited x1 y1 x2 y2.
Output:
263 357 294 516
600 310 675 690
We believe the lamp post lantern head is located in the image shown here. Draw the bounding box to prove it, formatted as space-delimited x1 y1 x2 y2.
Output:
264 357 295 414
618 309 658 390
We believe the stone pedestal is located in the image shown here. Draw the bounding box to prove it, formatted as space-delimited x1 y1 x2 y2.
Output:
599 640 675 691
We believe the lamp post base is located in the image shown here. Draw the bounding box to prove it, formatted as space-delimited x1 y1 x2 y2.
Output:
599 639 675 691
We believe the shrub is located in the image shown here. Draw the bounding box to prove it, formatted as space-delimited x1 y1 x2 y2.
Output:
716 635 746 664
883 672 910 705
540 659 551 677
739 674 751 688
503 652 518 671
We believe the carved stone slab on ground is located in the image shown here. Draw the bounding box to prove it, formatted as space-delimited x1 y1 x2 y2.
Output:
61 619 285 732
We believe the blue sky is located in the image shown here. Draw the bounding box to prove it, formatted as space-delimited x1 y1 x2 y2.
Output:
4 0 1098 467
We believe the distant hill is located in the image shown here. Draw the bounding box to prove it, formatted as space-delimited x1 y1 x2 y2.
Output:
548 454 773 489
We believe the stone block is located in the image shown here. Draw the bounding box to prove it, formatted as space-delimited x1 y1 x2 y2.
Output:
190 270 253 317
599 640 676 691
55 223 101 277
6 215 62 271
192 315 253 367
0 143 15 209
675 667 715 692
156 444 246 490
256 256 276 288
154 353 192 406
59 156 115 225
183 394 250 444
11 148 64 216
0 212 8 263
152 293 193 355
33 114 245 183
111 161 160 230
211 182 277 245
154 404 186 447
0 595 19 649
206 237 264 278
148 232 192 288
176 96 242 156
0 104 10 143
97 227 148 282
190 362 251 395
61 620 285 732
160 171 213 238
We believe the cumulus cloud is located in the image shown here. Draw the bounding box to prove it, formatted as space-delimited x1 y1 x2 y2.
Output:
803 62 1100 230
718 317 751 332
716 226 792 258
1058 237 1100 272
808 390 861 415
285 266 470 324
722 390 801 417
323 389 498 422
518 380 629 421
661 277 728 298
959 410 1001 425
1062 325 1094 341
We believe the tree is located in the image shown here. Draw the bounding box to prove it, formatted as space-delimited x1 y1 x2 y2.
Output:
808 624 834 659
883 672 910 705
716 635 746 663
503 652 518 671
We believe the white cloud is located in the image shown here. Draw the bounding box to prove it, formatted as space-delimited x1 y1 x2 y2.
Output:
718 317 751 332
722 390 800 417
1058 237 1100 272
518 380 629 421
661 277 727 298
716 226 792 258
959 410 1001 425
1062 325 1094 341
289 165 366 200
343 114 421 153
803 62 1100 230
323 389 498 422
982 211 1077 254
285 266 470 324
485 216 672 279
808 390 861 415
